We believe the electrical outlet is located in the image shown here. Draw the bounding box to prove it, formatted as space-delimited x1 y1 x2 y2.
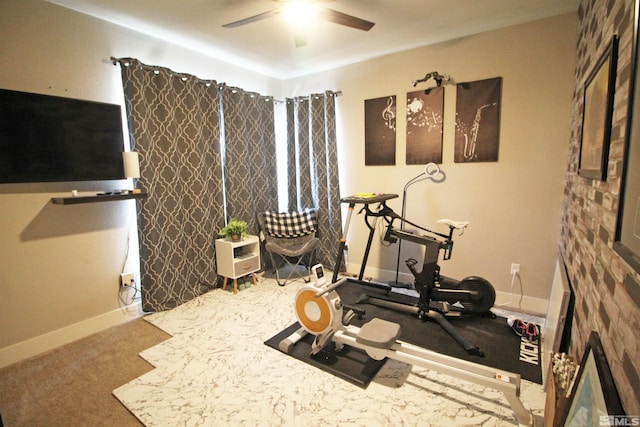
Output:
120 272 134 288
510 263 520 275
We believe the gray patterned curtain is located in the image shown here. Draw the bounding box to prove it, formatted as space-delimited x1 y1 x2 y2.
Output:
286 91 343 270
220 85 278 234
118 58 225 312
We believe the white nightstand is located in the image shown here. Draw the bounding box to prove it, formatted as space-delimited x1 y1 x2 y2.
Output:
215 235 260 294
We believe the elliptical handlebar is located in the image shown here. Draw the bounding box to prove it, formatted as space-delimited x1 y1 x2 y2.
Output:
365 199 464 260
347 194 468 262
334 192 470 281
360 198 452 242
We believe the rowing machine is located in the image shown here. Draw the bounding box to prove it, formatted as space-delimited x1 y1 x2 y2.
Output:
278 271 534 427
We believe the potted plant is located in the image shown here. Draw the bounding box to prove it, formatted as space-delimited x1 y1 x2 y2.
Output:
219 218 248 242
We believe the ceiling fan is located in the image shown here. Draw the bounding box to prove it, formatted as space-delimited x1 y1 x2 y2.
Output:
222 0 375 47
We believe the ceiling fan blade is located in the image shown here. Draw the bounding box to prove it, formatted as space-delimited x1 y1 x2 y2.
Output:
294 31 307 48
222 8 282 28
318 7 375 31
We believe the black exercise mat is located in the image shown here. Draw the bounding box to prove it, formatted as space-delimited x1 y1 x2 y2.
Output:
264 322 386 388
336 279 543 384
265 279 542 386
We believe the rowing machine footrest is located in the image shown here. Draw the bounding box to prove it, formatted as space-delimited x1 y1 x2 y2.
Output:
356 318 401 349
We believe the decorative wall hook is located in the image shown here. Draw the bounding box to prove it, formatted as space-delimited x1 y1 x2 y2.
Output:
412 71 451 87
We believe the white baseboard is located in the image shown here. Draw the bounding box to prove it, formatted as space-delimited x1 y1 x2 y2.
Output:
0 303 142 369
493 291 548 317
345 262 548 315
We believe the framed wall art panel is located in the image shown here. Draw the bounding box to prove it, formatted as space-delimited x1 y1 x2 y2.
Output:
406 87 444 164
615 2 640 274
454 77 502 163
561 331 625 427
365 95 396 166
578 35 618 181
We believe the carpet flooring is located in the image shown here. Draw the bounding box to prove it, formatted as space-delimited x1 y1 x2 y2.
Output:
0 318 170 427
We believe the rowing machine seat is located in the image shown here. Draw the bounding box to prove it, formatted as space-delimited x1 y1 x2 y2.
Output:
356 318 401 350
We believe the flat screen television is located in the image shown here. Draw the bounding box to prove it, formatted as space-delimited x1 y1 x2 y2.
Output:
0 88 126 183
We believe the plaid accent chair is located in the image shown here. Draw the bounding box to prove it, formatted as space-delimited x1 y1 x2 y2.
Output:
257 208 320 286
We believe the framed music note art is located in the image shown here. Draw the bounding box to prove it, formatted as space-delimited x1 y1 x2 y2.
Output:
406 86 444 164
364 95 396 166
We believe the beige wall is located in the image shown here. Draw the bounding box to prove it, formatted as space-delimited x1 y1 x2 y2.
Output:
0 0 577 366
0 0 281 367
286 13 577 308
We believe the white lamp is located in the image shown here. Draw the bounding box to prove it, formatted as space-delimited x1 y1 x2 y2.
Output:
122 151 141 193
123 151 140 178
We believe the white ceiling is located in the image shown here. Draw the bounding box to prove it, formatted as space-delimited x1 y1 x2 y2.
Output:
45 0 579 80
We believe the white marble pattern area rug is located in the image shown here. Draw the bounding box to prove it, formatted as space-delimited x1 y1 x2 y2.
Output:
113 275 546 426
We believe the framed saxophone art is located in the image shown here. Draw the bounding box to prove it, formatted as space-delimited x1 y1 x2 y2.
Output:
454 77 502 163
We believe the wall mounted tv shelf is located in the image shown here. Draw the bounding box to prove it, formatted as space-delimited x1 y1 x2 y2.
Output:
51 192 148 205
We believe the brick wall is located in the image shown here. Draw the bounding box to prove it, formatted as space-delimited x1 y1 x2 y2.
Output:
561 0 640 415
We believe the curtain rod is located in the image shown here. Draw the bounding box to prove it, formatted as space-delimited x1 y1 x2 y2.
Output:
107 57 342 102
285 90 342 102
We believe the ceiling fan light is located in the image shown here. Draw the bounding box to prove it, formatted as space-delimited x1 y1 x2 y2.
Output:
283 1 316 27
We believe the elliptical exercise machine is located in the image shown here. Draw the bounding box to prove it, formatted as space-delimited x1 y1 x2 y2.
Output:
332 192 496 355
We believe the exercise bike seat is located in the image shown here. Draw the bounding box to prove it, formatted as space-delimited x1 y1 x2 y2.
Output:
437 219 469 229
356 318 401 349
